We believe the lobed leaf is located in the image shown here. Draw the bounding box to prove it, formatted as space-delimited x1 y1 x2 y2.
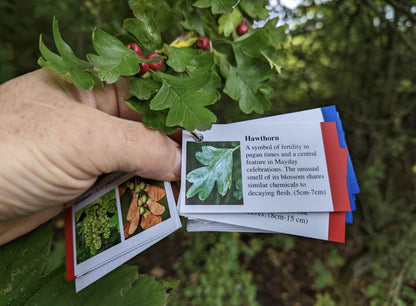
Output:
218 9 241 37
124 97 176 134
193 0 237 14
239 1 270 19
186 145 236 201
164 46 215 75
123 0 162 50
181 11 205 35
150 71 220 131
128 76 161 100
38 18 94 90
223 64 273 113
87 28 142 83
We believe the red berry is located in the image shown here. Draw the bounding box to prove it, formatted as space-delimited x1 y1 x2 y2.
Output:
146 52 164 70
196 36 210 50
137 55 150 76
126 43 142 56
236 23 249 36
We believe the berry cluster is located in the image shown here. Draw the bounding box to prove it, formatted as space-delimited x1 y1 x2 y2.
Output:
126 43 164 76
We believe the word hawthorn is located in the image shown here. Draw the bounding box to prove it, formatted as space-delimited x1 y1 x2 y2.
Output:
38 0 287 133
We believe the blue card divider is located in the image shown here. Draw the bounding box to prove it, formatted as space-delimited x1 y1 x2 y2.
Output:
321 106 360 224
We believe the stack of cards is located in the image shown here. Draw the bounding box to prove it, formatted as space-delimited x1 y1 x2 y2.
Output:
64 105 359 291
178 106 359 243
64 172 181 292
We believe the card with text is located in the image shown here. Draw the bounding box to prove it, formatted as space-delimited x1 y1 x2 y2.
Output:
179 121 350 214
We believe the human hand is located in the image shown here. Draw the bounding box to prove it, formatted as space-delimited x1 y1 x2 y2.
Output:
0 69 181 245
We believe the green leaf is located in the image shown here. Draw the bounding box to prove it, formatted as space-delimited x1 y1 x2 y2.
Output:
152 0 179 33
232 29 270 65
181 11 205 35
123 0 162 50
312 262 334 290
0 221 177 305
260 47 284 73
186 145 238 200
0 224 54 305
193 0 237 14
26 266 173 305
87 28 142 83
239 1 269 19
124 97 176 134
42 241 66 276
38 19 94 90
164 46 215 75
263 20 288 48
223 64 273 113
218 9 241 37
128 76 161 100
150 71 220 131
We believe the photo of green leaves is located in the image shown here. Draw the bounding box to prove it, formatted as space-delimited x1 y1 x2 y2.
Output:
186 141 243 205
75 189 121 263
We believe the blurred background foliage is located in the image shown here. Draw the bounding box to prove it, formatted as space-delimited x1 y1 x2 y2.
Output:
1 0 415 305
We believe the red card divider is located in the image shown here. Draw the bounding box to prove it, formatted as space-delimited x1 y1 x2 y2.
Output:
320 122 350 212
65 207 75 281
328 212 346 243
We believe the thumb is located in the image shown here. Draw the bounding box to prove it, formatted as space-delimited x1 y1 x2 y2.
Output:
68 106 182 182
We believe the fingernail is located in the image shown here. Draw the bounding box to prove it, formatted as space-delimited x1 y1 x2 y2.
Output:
173 147 182 179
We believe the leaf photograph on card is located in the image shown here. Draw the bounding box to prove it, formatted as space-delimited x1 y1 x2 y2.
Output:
119 177 171 239
186 141 243 205
75 189 121 263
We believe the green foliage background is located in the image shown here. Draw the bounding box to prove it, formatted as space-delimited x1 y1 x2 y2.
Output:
1 0 416 305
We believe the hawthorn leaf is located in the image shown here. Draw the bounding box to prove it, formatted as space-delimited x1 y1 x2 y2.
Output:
124 97 176 134
187 145 237 200
193 0 237 14
261 47 284 73
232 29 270 66
169 32 198 48
218 9 241 37
258 83 274 96
223 64 273 113
164 46 215 75
150 71 220 131
128 76 161 100
152 0 179 33
263 19 288 48
213 49 232 78
38 18 94 90
239 1 270 19
123 1 162 50
87 28 142 83
181 11 205 35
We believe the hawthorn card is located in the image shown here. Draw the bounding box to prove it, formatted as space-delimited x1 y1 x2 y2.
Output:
186 212 346 243
65 172 181 290
178 121 350 214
